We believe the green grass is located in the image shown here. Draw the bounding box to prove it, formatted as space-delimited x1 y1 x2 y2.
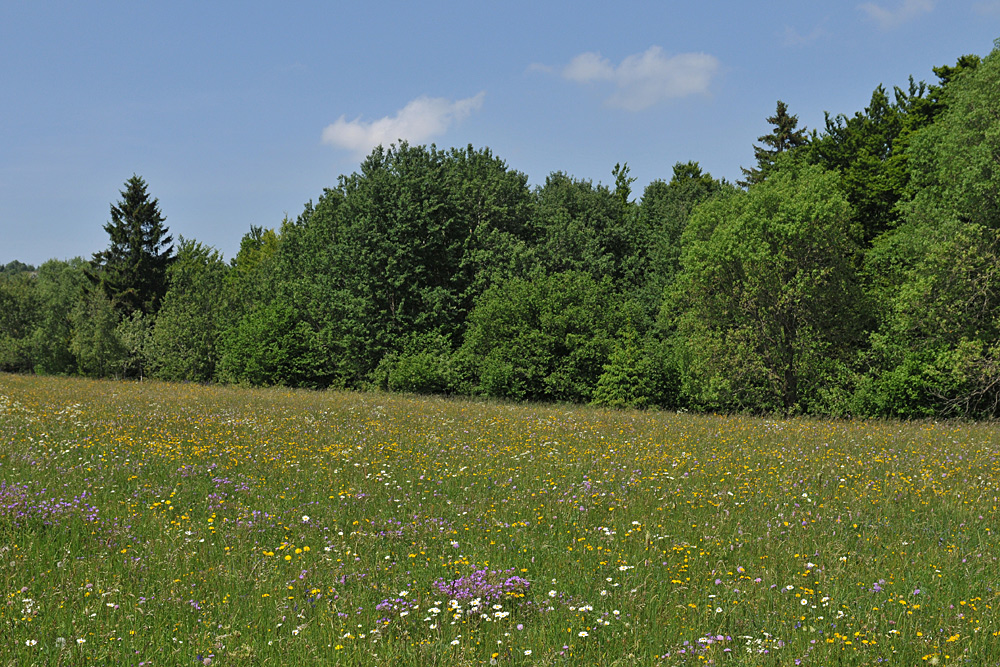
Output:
1 372 998 665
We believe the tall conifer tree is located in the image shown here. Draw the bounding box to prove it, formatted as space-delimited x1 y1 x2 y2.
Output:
90 175 174 316
739 100 808 187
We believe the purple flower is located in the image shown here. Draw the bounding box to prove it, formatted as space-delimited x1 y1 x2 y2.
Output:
432 568 530 603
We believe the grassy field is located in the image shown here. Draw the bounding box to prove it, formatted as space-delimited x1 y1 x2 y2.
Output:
1 373 998 665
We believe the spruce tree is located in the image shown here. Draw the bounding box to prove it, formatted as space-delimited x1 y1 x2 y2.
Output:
739 100 808 187
90 175 175 317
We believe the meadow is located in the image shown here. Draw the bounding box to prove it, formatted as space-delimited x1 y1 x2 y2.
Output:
1 373 998 665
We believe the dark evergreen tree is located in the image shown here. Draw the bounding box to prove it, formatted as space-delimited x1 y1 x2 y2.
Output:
738 100 808 187
90 175 175 317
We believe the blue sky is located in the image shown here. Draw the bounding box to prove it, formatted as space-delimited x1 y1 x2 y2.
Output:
2 1 998 266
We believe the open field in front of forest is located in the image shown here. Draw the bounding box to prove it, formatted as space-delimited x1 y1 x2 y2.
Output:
1 373 999 665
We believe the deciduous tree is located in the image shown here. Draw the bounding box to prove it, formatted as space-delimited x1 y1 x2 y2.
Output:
671 159 863 412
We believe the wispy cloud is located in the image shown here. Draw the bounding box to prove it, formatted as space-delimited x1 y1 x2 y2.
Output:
321 92 485 156
536 46 719 112
859 0 935 29
782 24 825 47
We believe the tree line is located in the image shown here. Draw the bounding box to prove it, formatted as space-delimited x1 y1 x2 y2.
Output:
3 43 999 419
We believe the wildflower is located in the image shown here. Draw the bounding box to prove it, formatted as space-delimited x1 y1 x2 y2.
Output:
579 631 589 637
302 515 310 522
549 590 557 597
525 649 532 655
25 639 37 646
77 638 86 644
451 639 460 646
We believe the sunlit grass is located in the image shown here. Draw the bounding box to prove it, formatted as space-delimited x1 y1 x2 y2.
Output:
1 373 998 665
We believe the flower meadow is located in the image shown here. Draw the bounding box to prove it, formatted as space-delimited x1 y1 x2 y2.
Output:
2 374 999 665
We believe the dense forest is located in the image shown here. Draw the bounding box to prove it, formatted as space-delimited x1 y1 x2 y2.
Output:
3 43 999 419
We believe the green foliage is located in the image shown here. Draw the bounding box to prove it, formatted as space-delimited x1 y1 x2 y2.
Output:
862 219 1000 418
0 259 35 274
217 299 329 388
637 162 729 312
462 271 618 403
807 86 916 245
69 289 125 377
28 258 88 375
235 143 534 388
591 333 653 409
529 170 642 290
855 45 1000 419
806 54 983 247
370 334 461 395
90 175 175 317
147 239 229 382
905 49 1000 231
671 159 864 413
0 272 39 372
115 310 151 379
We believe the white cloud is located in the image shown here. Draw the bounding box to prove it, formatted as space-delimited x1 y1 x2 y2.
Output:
542 46 719 112
859 0 935 29
321 92 485 156
562 52 617 83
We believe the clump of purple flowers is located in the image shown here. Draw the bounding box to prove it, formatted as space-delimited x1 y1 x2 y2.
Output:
0 481 100 528
433 568 530 603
